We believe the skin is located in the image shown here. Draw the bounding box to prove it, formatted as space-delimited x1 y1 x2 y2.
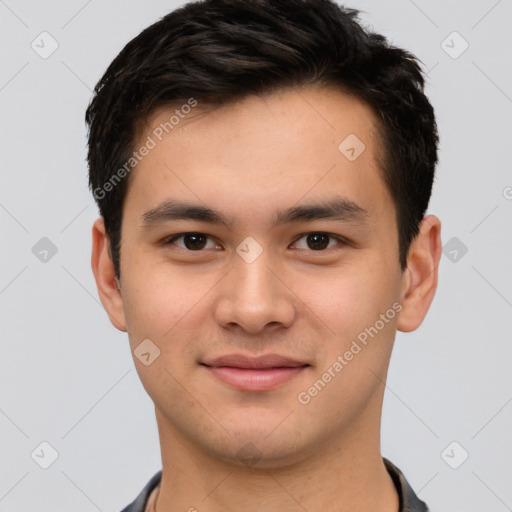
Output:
91 85 442 512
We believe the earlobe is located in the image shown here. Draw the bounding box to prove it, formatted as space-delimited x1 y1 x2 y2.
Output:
396 215 442 333
91 217 127 332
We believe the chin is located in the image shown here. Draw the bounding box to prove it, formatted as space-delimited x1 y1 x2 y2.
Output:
205 427 315 470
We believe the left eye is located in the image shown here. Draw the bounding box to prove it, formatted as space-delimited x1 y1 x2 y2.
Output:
292 233 345 251
163 232 345 251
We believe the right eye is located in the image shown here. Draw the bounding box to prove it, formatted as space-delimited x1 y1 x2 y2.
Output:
162 232 221 251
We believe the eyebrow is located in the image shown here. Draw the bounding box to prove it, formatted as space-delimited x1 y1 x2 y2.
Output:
140 197 368 228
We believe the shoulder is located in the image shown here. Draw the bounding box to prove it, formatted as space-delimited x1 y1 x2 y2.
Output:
119 470 162 512
383 458 430 512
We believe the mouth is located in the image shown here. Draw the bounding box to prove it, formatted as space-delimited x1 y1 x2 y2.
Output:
200 353 311 391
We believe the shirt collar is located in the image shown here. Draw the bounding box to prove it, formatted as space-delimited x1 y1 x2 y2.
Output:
384 457 430 512
121 458 429 512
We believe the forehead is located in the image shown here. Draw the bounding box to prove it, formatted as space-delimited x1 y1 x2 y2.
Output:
125 85 393 229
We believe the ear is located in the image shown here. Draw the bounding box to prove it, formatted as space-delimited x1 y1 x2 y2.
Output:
91 217 127 332
397 215 442 332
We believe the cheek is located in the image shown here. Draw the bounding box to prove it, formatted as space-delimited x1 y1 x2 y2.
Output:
120 254 217 347
293 270 399 416
294 266 387 334
292 261 400 379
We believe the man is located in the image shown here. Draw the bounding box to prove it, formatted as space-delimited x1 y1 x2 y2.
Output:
86 0 441 510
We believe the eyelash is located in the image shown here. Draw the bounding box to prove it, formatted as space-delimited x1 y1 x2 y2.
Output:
161 232 349 252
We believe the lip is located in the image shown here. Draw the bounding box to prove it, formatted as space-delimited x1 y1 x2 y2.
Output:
200 353 310 391
202 353 309 369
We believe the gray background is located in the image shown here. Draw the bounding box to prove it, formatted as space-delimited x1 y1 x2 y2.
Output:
1 0 511 510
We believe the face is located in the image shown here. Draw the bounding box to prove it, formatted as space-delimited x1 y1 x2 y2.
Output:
96 86 422 468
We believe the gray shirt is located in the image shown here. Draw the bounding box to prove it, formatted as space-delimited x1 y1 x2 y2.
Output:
120 457 429 512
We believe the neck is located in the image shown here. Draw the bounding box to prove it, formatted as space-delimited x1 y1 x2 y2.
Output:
152 403 399 512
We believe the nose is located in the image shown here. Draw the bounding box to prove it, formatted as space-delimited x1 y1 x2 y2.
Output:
213 248 296 334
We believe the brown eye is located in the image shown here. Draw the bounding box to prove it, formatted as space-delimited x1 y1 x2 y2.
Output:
164 233 215 250
293 232 344 251
306 233 330 250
